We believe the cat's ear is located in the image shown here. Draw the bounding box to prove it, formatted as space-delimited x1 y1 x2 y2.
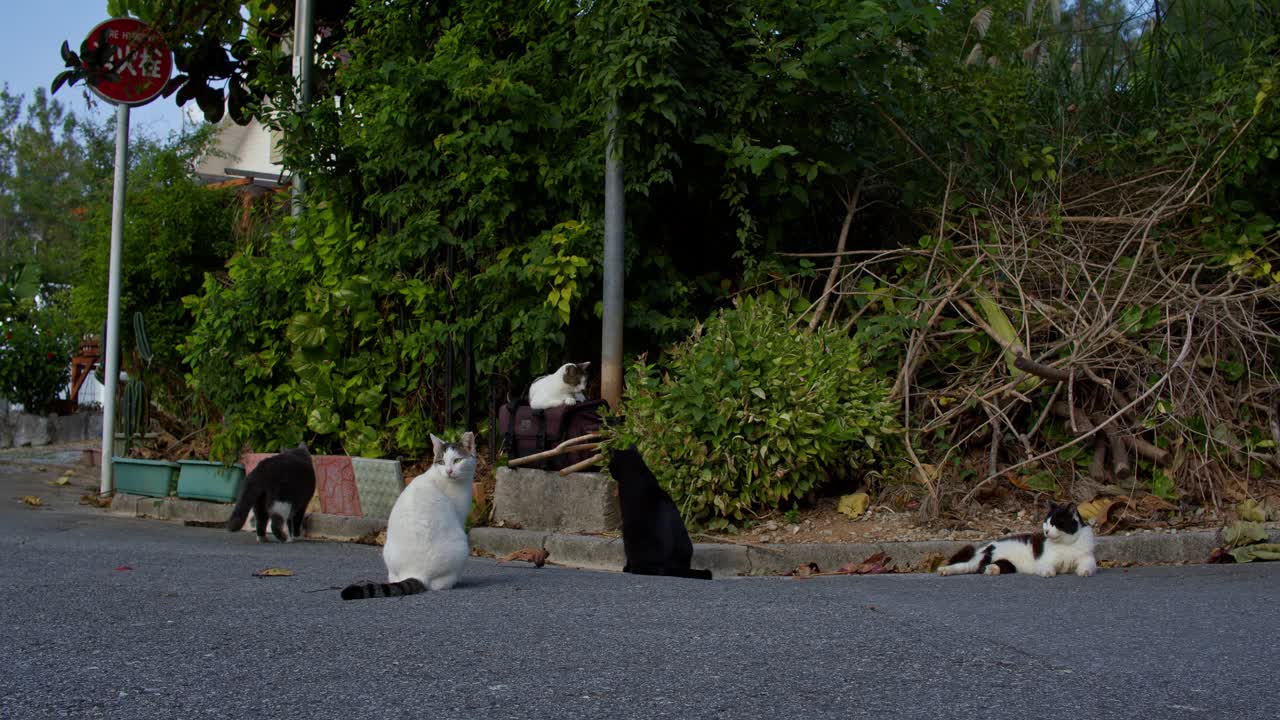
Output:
459 431 476 457
577 361 591 371
430 433 445 458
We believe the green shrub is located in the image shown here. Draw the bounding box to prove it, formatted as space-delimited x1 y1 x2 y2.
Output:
0 290 76 414
614 294 897 529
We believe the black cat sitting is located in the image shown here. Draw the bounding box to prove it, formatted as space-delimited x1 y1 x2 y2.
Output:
608 446 712 580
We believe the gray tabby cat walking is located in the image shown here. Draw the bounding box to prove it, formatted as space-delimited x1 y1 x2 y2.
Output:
341 432 476 600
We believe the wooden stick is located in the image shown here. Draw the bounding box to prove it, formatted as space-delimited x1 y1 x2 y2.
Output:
507 442 599 468
1119 434 1172 467
1014 354 1072 383
808 180 864 331
1093 415 1131 476
1034 215 1146 226
506 433 603 468
1089 436 1109 482
982 404 1001 479
559 453 605 476
962 314 1194 504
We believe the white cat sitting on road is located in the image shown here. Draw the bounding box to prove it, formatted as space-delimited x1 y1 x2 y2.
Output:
341 432 476 599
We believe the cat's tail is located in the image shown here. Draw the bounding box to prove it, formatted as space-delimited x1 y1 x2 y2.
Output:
225 485 260 532
937 544 989 576
340 578 427 600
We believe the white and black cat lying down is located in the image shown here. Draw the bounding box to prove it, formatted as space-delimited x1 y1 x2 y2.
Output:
937 502 1097 577
609 446 712 580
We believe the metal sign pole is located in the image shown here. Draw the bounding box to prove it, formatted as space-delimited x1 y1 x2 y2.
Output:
601 100 625 408
99 104 130 495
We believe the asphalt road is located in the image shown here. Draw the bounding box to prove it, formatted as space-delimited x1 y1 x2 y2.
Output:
1 450 1277 719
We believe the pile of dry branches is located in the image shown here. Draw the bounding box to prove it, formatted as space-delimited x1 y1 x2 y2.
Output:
802 151 1280 518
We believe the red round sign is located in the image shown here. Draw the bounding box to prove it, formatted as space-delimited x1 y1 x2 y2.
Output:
82 18 172 106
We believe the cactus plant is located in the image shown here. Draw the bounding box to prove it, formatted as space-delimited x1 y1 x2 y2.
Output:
122 377 148 454
133 311 152 366
117 312 152 454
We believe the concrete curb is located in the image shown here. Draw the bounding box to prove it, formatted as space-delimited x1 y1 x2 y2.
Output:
470 526 1280 577
109 493 386 541
107 493 1279 576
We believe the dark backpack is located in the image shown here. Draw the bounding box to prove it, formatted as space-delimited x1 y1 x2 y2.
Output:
498 398 609 471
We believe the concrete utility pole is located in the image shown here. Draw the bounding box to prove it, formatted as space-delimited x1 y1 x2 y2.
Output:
290 0 314 218
601 101 625 408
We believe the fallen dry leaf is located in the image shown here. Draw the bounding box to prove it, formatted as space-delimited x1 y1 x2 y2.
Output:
1077 498 1114 522
352 529 387 546
21 495 43 507
1237 499 1266 523
836 552 895 575
1095 494 1177 534
837 492 870 519
785 561 822 577
253 567 295 577
50 476 70 486
1005 472 1032 492
918 553 948 573
1206 547 1235 564
499 548 549 568
80 494 112 508
1138 494 1177 513
1230 543 1280 563
1224 520 1269 548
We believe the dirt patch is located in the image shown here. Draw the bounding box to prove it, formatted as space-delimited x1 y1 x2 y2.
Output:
708 498 1041 545
700 493 1269 546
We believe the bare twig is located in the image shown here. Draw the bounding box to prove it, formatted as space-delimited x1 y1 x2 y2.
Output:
1089 436 1108 482
559 453 605 475
1099 420 1132 477
872 102 948 179
506 433 603 468
962 312 1196 505
1014 355 1072 383
983 404 1002 478
1025 382 1062 444
1119 434 1171 467
808 179 865 331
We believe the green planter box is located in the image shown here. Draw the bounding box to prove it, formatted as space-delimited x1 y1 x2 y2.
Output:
112 457 178 498
177 460 246 503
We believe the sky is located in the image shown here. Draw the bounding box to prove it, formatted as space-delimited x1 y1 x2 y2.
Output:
0 2 191 140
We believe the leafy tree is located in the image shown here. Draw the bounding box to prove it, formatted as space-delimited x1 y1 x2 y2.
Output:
0 274 76 414
72 126 239 412
107 0 1280 517
0 87 100 285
